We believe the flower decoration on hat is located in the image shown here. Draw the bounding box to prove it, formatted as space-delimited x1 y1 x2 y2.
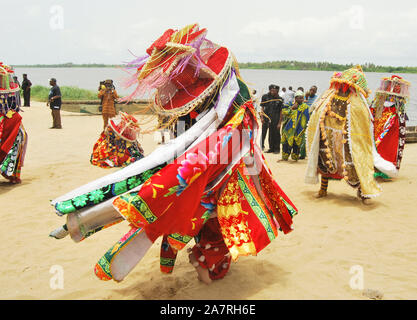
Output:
330 65 371 98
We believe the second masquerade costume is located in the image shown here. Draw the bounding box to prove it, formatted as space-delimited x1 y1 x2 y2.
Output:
370 75 410 179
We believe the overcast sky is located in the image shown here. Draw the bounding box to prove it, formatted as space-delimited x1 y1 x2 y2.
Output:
3 0 417 66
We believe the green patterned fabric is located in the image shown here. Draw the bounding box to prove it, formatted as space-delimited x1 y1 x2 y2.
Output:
160 257 176 268
374 171 391 180
281 102 309 160
0 131 22 177
282 198 297 218
234 78 251 107
168 233 193 245
118 194 158 224
281 102 309 147
54 164 165 215
237 170 276 242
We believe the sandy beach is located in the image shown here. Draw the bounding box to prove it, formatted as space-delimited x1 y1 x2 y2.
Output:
1 100 416 300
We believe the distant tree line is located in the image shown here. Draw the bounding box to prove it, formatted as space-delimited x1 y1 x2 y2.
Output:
13 61 417 73
239 61 417 73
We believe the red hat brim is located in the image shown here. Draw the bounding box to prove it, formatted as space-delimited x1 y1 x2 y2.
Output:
155 46 231 114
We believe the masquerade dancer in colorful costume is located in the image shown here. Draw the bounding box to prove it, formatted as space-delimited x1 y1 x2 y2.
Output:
281 90 309 161
0 63 28 184
90 112 144 168
49 24 298 284
305 66 397 204
370 75 410 180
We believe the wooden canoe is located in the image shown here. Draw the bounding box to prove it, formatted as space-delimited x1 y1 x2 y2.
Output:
406 126 417 143
60 99 152 115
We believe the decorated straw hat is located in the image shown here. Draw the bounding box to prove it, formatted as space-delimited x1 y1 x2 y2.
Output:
0 63 19 92
123 23 233 117
376 75 410 98
330 65 371 98
0 63 21 113
109 112 141 142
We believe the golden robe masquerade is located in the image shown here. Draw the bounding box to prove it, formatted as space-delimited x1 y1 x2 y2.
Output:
305 65 397 199
49 24 298 282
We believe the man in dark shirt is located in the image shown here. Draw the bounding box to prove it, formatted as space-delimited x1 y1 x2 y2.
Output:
21 74 32 107
47 78 62 129
261 84 283 153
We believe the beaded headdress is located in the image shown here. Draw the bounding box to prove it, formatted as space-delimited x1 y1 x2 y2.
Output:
0 62 21 113
330 65 371 98
373 75 410 116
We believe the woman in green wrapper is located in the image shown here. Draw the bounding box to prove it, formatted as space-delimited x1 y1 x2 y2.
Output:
280 90 310 161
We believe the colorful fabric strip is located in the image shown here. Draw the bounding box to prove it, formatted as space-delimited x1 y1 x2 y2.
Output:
54 165 165 215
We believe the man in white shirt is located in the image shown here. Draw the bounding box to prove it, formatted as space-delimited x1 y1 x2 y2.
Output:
284 86 295 104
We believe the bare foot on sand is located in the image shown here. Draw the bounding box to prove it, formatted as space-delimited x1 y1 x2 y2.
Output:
315 189 327 198
188 252 212 285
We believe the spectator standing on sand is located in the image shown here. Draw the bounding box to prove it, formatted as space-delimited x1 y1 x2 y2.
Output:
47 78 62 129
261 84 283 153
21 74 32 107
280 90 310 161
98 79 119 130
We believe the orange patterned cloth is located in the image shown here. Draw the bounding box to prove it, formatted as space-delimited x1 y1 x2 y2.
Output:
217 169 258 260
217 163 281 261
90 126 144 168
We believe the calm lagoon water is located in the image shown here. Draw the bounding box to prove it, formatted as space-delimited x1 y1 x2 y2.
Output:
14 67 417 125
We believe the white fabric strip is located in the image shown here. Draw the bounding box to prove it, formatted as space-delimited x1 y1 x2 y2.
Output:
110 228 153 282
52 72 240 204
52 110 216 204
